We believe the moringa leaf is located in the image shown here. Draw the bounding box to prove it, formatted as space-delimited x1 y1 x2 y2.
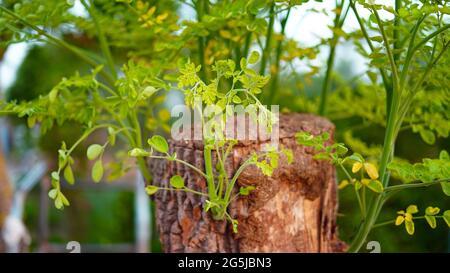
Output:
170 175 184 189
145 185 158 195
64 165 75 185
87 144 103 160
148 135 169 153
92 160 104 183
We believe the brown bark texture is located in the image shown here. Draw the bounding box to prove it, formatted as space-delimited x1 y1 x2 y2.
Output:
149 113 346 253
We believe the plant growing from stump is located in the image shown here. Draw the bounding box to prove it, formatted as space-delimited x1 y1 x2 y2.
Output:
129 54 293 231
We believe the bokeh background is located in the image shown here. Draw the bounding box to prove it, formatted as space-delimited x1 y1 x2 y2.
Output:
0 0 448 252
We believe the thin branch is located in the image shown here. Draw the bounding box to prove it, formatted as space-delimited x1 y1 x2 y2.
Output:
372 7 399 91
384 179 448 193
81 0 117 80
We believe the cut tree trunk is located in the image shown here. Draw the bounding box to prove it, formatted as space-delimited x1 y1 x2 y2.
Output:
149 113 346 253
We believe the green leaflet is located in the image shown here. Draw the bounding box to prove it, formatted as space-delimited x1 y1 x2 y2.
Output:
148 135 169 153
145 185 158 195
170 175 185 189
87 144 103 161
92 160 104 183
64 165 75 185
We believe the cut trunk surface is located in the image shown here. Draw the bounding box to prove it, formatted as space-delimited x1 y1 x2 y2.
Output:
149 113 345 253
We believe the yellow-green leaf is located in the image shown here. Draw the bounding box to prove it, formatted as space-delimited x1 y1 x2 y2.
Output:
92 160 103 183
129 148 150 157
361 178 370 186
239 186 256 196
170 175 184 189
51 171 60 181
148 135 169 153
441 182 450 196
443 210 450 228
87 144 103 160
405 219 415 235
425 215 437 229
283 149 294 164
248 51 260 64
425 206 440 216
352 162 362 173
404 212 413 221
406 205 418 214
55 196 63 210
59 192 70 206
48 189 58 199
366 180 383 193
338 180 349 190
364 163 379 180
232 95 242 104
145 185 158 195
395 216 404 226
64 165 75 185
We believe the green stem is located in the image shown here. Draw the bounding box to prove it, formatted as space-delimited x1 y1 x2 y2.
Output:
224 161 252 203
157 187 209 197
339 164 365 217
384 179 447 193
243 31 252 59
130 110 152 182
362 185 366 218
148 155 207 178
318 44 337 115
215 143 228 199
259 2 275 76
349 1 392 114
373 216 444 229
318 0 346 115
411 40 450 94
372 8 399 91
411 24 450 55
67 124 111 155
267 7 291 105
393 0 401 64
82 0 117 80
204 146 216 199
399 15 426 89
195 0 207 81
348 55 401 253
98 82 118 96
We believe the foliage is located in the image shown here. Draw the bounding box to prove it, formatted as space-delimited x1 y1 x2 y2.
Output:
0 0 449 252
129 55 292 230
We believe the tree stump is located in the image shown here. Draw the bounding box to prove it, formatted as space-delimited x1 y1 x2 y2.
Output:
149 113 346 253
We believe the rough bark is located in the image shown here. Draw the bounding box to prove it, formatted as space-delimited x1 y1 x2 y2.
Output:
149 113 346 253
